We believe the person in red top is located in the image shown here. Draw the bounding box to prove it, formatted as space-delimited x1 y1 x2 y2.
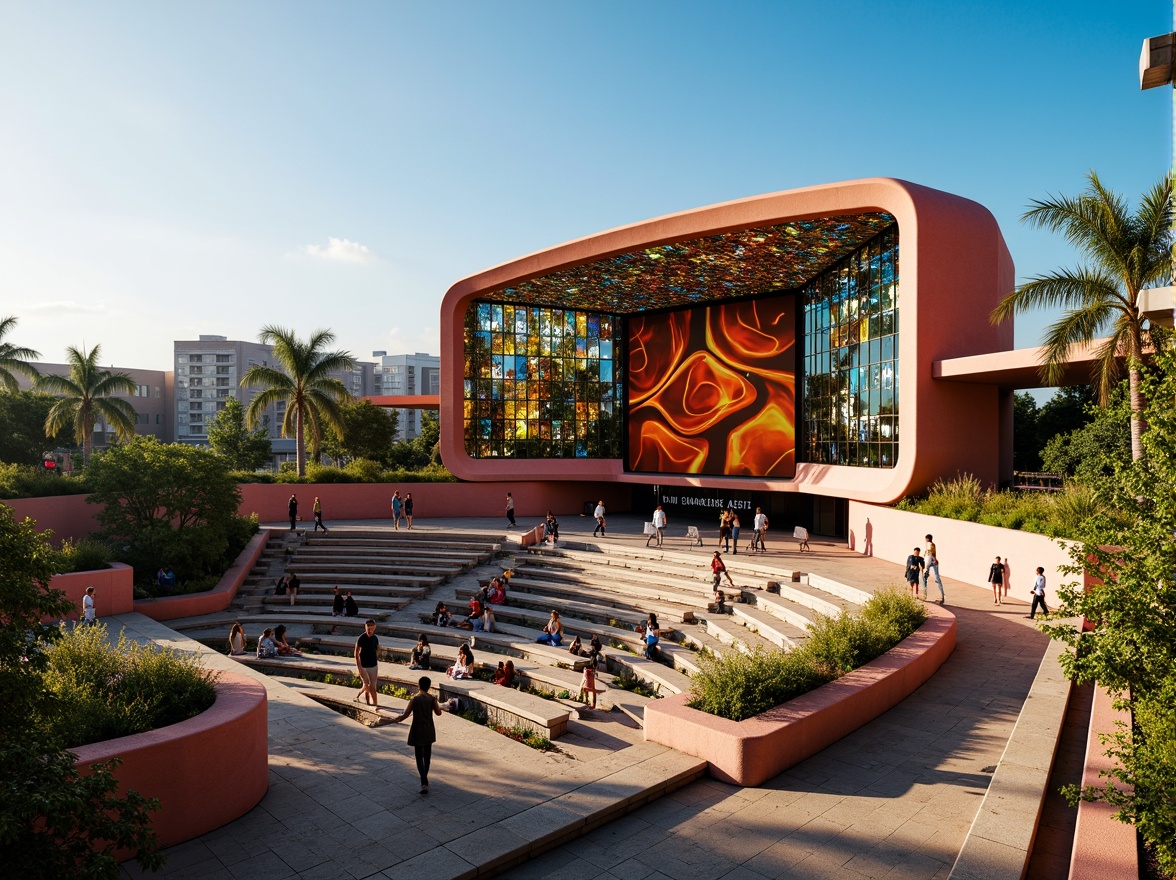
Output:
710 551 735 589
467 596 484 629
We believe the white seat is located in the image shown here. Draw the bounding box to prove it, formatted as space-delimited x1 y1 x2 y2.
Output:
685 525 703 546
793 526 811 552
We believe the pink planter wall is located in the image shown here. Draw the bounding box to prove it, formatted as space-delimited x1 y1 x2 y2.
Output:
847 501 1074 610
133 531 270 622
50 563 135 620
1068 685 1137 880
4 493 98 542
70 671 268 853
238 480 631 523
644 603 957 786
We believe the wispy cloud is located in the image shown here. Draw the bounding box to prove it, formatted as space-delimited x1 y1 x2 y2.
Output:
304 237 377 264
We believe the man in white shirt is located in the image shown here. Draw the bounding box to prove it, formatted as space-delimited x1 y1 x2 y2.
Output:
593 501 607 537
652 505 667 547
1027 567 1049 620
82 586 97 626
753 508 768 552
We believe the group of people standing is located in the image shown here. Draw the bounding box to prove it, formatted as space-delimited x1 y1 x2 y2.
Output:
716 507 769 554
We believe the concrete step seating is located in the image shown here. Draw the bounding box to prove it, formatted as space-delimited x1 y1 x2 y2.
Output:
515 553 719 598
534 542 805 588
236 652 572 739
300 528 504 553
173 612 393 638
503 575 699 624
695 613 783 655
267 581 428 600
260 593 411 612
274 568 449 588
453 587 673 642
288 550 484 571
728 603 809 649
298 632 596 704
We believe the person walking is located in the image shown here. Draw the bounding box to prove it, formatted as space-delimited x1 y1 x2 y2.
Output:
730 512 741 555
81 586 97 626
404 493 414 529
1027 567 1049 619
391 676 443 794
652 504 667 547
286 571 300 606
905 547 925 598
719 509 733 552
288 494 298 531
312 496 328 533
505 492 516 529
987 555 1004 605
391 491 404 529
923 534 945 604
593 500 607 537
710 551 735 590
752 507 769 552
354 619 381 708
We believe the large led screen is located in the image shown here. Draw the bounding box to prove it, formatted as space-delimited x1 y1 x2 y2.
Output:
627 294 796 477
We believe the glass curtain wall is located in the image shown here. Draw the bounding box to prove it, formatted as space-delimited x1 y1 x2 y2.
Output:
463 302 623 459
801 226 899 467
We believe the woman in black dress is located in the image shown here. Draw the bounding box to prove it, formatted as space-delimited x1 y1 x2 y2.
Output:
392 676 443 793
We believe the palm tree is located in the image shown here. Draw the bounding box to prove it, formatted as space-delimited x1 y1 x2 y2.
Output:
240 326 356 476
37 344 138 466
0 315 42 392
991 172 1173 461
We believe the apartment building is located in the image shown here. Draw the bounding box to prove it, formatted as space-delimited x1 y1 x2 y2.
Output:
371 351 439 441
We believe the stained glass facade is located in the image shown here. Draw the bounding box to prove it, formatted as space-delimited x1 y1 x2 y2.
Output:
801 226 899 467
498 214 894 315
463 302 623 459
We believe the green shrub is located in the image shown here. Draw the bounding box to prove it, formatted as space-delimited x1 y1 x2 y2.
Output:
57 538 113 573
39 625 219 750
0 462 90 499
689 589 927 721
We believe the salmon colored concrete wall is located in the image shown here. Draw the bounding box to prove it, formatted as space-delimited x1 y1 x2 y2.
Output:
644 603 956 786
847 502 1074 610
439 177 1014 504
71 671 268 853
237 481 631 523
1068 685 1137 880
51 563 135 620
134 531 270 622
4 493 98 542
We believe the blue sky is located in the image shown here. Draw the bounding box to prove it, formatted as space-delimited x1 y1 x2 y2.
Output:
0 1 1170 372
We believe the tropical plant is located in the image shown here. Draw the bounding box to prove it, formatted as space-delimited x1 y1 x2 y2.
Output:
36 345 138 466
990 172 1173 461
0 315 41 393
239 326 355 477
320 399 398 465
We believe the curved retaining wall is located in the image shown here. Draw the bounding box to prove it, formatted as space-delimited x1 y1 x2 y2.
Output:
644 602 957 786
133 530 270 622
70 670 268 851
50 563 135 620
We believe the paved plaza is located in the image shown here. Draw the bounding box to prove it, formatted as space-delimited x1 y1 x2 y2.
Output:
118 515 1056 880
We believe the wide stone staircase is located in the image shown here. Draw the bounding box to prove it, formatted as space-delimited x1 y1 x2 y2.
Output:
171 526 873 743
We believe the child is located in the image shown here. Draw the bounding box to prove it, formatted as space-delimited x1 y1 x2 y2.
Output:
579 664 606 709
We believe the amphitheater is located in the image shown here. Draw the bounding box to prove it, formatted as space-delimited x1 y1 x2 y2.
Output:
114 513 1085 880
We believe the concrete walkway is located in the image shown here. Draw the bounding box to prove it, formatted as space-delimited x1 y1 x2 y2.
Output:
119 515 1059 880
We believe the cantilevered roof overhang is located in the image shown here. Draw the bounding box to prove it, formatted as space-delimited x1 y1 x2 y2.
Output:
934 341 1117 390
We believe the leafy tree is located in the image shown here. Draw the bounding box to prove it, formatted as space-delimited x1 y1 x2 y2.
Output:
387 409 440 470
0 391 73 466
240 326 355 477
321 400 399 465
0 315 41 393
1036 384 1093 450
1012 392 1040 471
990 172 1173 461
85 437 247 584
1040 383 1131 483
0 503 162 877
37 344 138 467
1046 349 1176 873
206 397 272 471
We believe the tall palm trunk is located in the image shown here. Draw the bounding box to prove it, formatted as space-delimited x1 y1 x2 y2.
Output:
295 406 306 477
82 401 93 467
1128 364 1145 462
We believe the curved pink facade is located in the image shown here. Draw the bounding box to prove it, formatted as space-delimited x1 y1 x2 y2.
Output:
440 178 1014 504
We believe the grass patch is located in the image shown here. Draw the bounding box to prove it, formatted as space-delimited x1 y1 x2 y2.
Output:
486 722 557 751
688 589 926 721
611 669 660 698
